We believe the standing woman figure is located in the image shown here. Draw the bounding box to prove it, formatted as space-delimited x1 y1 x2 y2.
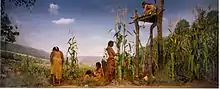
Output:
50 46 64 85
50 47 56 84
106 41 118 83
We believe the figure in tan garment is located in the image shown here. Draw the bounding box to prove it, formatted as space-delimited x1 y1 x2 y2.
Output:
81 70 94 81
50 47 56 84
50 46 64 85
142 1 157 16
93 62 104 81
106 40 119 83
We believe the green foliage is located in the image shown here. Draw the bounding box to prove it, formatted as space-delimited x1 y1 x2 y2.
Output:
193 8 218 81
1 51 99 87
2 51 51 87
109 23 123 81
1 0 36 43
161 7 218 82
1 14 20 43
63 36 79 80
1 0 35 14
174 19 190 34
109 7 133 82
137 7 218 84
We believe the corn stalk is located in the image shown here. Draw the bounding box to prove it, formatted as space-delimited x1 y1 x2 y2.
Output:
126 41 135 81
167 21 175 81
109 8 123 81
109 7 132 82
64 35 79 79
121 7 132 80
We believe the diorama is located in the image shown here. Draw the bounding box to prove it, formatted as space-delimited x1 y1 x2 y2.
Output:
1 0 219 88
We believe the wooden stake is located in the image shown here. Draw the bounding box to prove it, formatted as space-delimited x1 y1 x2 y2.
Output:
134 9 140 78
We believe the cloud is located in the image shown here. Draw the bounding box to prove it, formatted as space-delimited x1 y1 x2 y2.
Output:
48 3 59 15
52 18 75 25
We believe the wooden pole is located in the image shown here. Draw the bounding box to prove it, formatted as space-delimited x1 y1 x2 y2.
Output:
149 25 153 76
134 9 140 78
157 0 164 70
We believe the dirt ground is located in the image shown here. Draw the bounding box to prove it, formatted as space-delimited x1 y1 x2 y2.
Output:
56 80 218 88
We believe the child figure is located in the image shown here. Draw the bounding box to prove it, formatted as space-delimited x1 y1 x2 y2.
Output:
93 62 104 81
82 70 94 81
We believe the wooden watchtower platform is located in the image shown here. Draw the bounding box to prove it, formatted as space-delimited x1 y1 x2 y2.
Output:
129 8 165 77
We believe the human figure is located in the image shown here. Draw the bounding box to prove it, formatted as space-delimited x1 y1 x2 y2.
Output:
83 70 94 80
93 62 104 81
106 40 118 83
50 46 64 85
142 1 157 16
50 47 56 85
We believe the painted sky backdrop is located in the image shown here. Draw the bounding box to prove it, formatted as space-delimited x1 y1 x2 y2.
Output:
5 0 218 56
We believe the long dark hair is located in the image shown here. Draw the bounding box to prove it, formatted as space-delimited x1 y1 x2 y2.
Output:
52 46 60 51
52 47 56 51
108 40 114 47
86 70 92 75
142 1 147 6
96 62 101 70
142 1 153 8
55 46 59 51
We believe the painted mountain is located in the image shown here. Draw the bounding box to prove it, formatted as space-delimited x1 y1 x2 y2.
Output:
1 41 103 66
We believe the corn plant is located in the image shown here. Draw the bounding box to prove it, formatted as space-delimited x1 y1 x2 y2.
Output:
121 10 133 80
114 29 123 81
187 7 211 80
125 41 135 81
64 35 79 80
166 20 176 81
167 7 216 82
122 40 134 80
109 7 133 82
